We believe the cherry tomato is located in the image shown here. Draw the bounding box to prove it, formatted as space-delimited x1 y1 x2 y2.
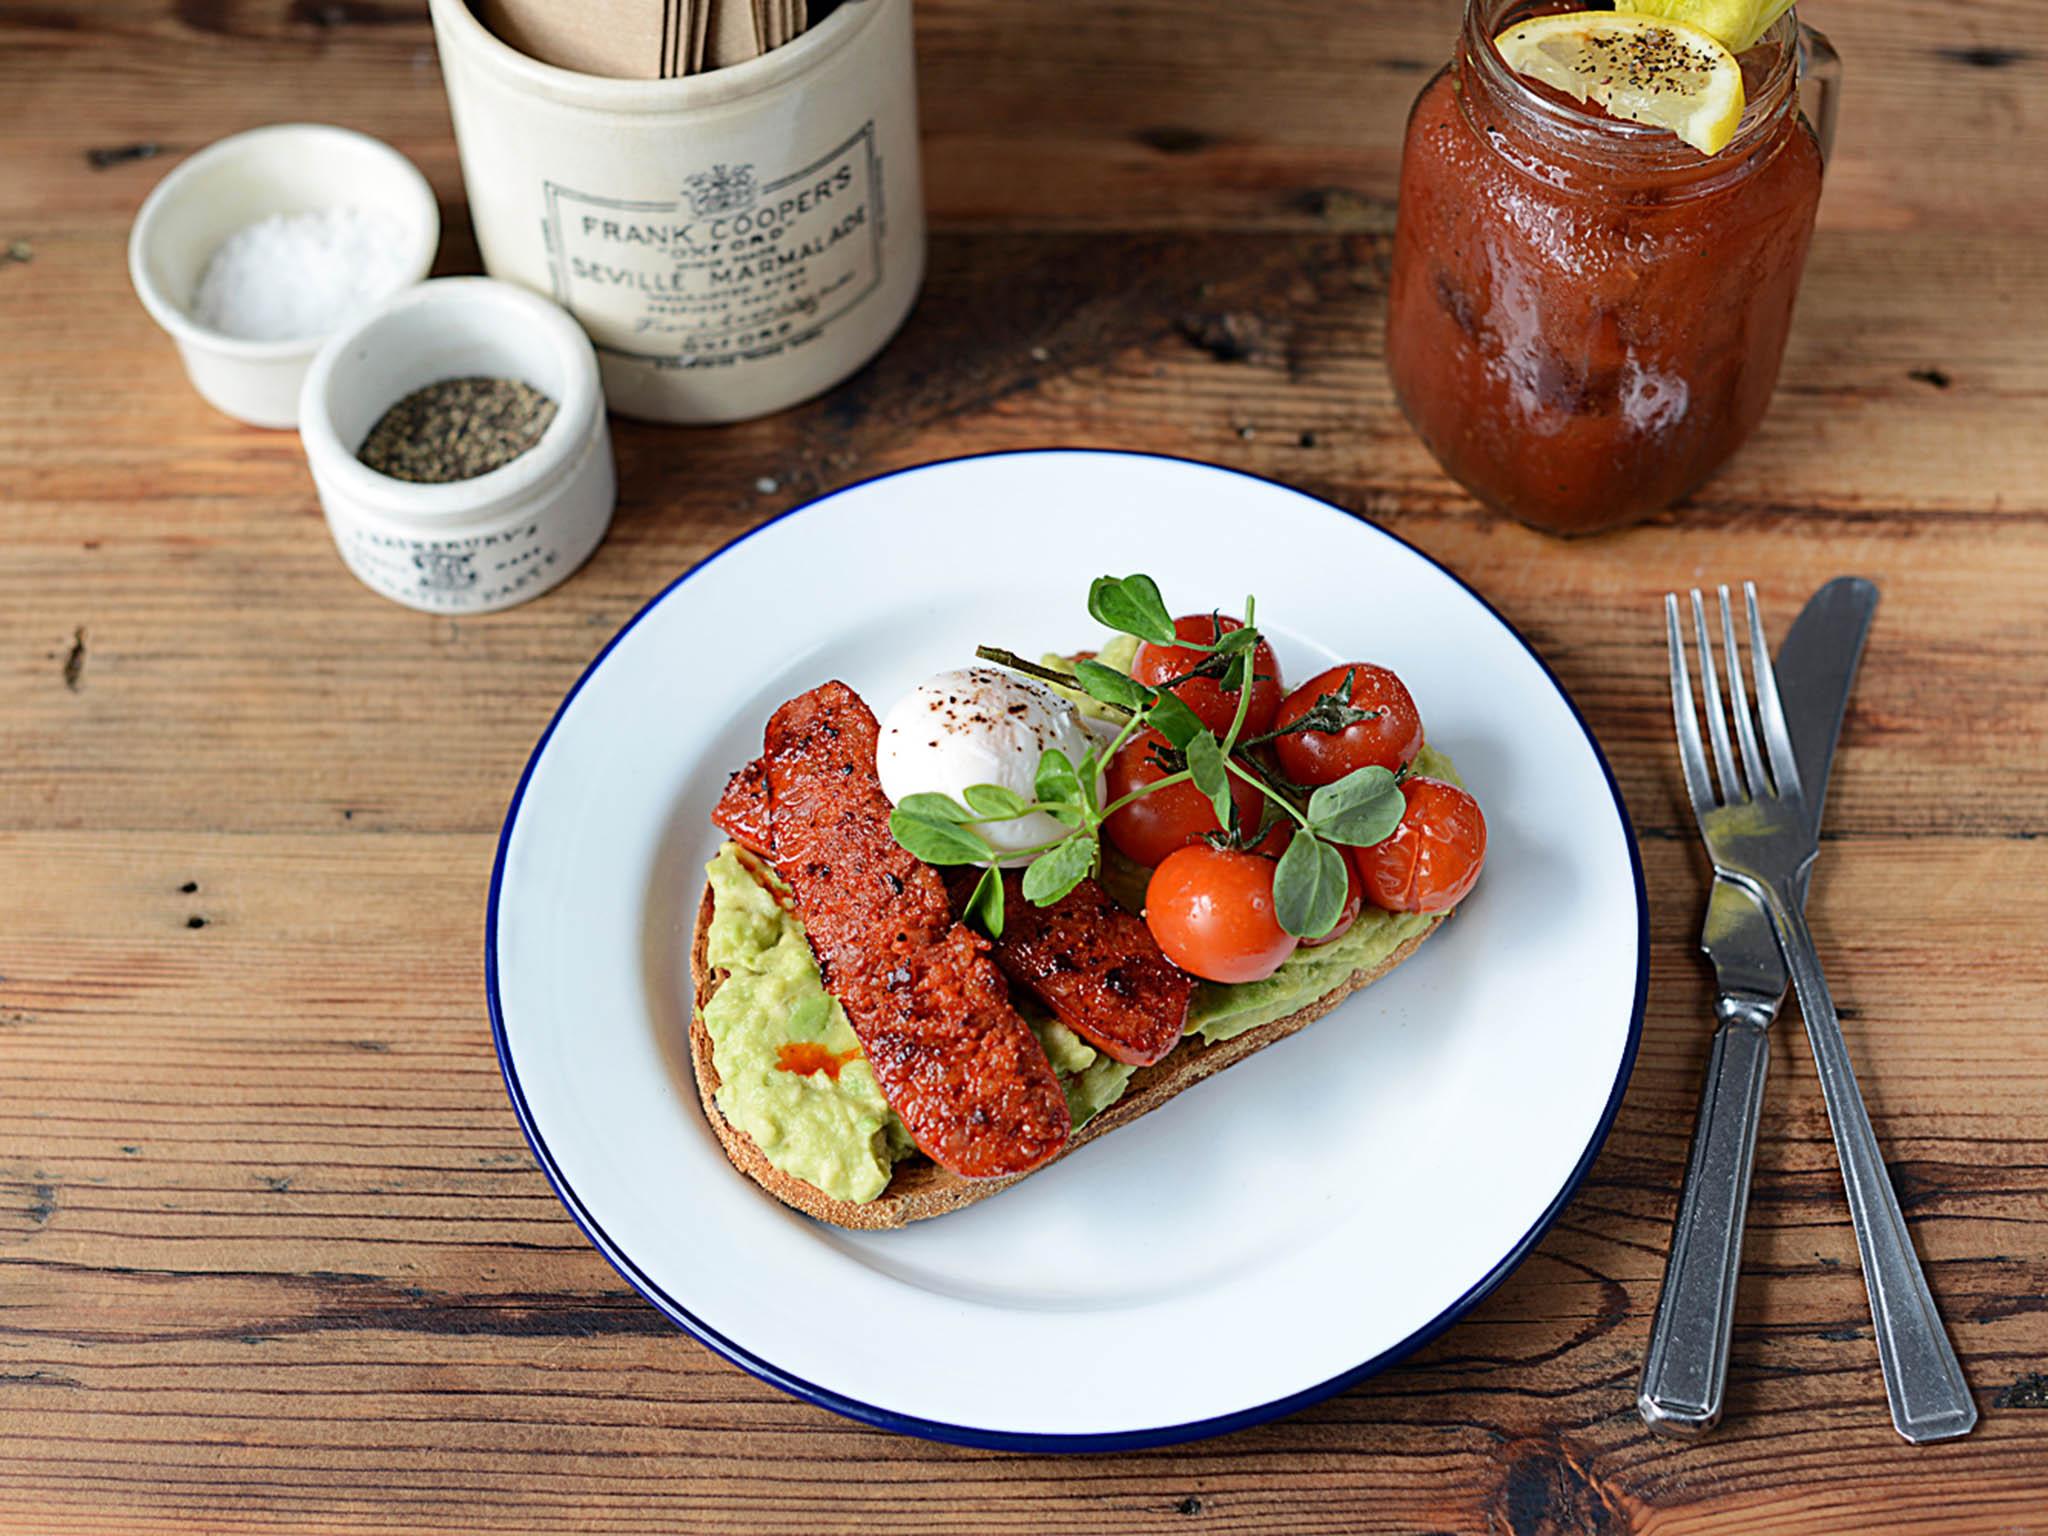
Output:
1104 729 1265 867
1132 614 1284 736
1144 845 1299 984
1350 777 1486 914
1272 664 1424 786
1300 847 1366 947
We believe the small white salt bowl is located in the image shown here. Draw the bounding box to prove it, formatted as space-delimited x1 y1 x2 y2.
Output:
298 277 615 615
129 124 439 428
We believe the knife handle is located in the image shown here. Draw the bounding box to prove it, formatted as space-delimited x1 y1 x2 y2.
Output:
1638 1012 1771 1435
1763 892 1979 1444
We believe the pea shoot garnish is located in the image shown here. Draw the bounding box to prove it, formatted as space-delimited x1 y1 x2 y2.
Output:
888 574 1413 943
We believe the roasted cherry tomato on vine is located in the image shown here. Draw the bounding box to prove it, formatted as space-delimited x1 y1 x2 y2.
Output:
1350 776 1486 914
1143 845 1299 984
1272 663 1424 786
1300 847 1367 947
1132 614 1284 736
1104 729 1265 867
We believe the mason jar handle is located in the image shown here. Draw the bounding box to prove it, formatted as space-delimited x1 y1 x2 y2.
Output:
1798 21 1842 164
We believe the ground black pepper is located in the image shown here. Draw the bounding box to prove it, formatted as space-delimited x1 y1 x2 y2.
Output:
356 376 557 483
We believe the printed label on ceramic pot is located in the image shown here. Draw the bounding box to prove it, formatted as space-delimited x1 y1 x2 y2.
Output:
542 124 884 370
340 522 560 611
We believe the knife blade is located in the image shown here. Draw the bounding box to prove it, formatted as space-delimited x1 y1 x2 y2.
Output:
1640 576 1878 1436
1703 577 1880 1011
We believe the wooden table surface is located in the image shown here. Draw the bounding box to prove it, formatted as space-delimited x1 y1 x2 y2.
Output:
4 0 2046 1529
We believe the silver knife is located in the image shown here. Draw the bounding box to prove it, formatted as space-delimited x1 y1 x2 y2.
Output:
1638 577 1879 1435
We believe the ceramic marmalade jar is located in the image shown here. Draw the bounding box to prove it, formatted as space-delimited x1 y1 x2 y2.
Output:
430 0 925 425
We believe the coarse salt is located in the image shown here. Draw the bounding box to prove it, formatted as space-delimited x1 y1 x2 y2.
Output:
190 206 409 342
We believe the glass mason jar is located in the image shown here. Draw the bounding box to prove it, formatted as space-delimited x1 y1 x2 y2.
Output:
1385 2 1841 534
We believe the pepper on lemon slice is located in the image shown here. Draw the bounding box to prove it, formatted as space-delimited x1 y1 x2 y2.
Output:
1494 11 1746 156
1613 0 1796 55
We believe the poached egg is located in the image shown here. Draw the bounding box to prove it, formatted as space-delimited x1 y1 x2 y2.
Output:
876 667 1103 867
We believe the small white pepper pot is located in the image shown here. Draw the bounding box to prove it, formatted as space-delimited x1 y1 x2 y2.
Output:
299 278 615 614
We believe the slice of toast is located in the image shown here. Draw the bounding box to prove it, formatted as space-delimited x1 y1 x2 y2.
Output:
689 883 1446 1229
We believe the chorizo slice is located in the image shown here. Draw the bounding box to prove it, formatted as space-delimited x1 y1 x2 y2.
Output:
712 756 773 856
723 741 1191 1068
970 872 1191 1067
761 682 1069 1179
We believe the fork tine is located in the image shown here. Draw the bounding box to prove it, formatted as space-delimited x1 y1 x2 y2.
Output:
1718 585 1769 799
1665 594 1719 815
1690 589 1742 800
1746 580 1804 803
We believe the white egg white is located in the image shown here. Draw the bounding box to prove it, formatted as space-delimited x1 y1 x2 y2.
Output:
876 667 1105 867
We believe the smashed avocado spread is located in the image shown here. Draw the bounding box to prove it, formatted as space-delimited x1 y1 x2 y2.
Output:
702 846 1134 1203
698 744 1456 1205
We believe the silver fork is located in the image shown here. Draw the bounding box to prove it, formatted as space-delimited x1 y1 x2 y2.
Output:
1666 583 1977 1444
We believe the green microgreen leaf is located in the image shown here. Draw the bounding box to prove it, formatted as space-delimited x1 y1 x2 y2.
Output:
1076 750 1102 815
1021 832 1098 907
1146 690 1204 750
1221 651 1249 696
963 783 1030 821
1211 626 1260 656
1273 831 1350 938
894 791 974 823
964 864 1005 938
1184 730 1234 832
1305 764 1407 848
1073 658 1149 712
889 807 997 866
1087 574 1176 646
1035 745 1081 808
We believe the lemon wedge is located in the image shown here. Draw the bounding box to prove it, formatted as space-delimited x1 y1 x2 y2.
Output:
1614 0 1795 55
1494 11 1746 156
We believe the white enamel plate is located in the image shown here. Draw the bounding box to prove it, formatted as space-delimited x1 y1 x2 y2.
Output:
487 451 1645 1449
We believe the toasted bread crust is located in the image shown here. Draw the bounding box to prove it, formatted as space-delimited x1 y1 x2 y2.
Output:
690 883 1445 1229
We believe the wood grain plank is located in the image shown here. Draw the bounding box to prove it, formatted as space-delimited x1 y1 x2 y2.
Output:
3 0 2047 1529
3 1 2045 234
1 824 2044 1528
4 224 2045 836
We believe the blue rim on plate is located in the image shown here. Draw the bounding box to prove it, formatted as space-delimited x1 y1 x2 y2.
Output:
484 448 1649 1452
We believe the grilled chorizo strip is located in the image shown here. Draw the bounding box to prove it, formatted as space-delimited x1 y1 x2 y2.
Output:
966 871 1192 1067
712 756 773 857
760 682 1069 1179
723 743 1188 1068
